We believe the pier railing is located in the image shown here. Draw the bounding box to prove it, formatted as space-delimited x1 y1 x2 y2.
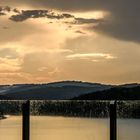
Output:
21 100 117 140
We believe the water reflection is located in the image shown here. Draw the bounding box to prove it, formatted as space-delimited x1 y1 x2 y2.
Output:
0 116 22 140
31 116 109 140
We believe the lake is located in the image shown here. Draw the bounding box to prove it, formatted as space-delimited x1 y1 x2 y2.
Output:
0 116 140 140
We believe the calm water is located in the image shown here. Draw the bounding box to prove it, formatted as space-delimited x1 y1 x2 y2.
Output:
0 116 140 140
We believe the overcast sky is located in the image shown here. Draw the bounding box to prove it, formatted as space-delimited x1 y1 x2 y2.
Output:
0 1 140 84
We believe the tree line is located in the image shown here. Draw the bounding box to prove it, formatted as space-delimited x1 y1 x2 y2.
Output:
0 100 140 118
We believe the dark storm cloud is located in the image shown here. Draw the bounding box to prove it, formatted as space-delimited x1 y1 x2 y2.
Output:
10 10 49 22
0 13 5 16
10 10 75 22
7 8 99 25
19 0 140 43
1 1 140 42
0 6 75 22
0 6 20 16
9 10 101 25
0 6 11 15
0 6 11 12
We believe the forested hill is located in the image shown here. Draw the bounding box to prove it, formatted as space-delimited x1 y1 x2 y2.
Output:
0 81 139 100
73 86 140 100
0 81 111 100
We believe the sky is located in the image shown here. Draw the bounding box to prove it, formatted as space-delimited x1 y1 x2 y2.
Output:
0 0 140 84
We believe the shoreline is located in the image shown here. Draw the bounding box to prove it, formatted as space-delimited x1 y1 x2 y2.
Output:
4 114 140 119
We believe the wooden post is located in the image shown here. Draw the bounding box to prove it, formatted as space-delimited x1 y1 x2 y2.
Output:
22 101 30 140
110 101 117 140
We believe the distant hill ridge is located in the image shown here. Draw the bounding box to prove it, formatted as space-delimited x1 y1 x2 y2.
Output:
0 81 139 100
0 81 112 100
73 86 140 100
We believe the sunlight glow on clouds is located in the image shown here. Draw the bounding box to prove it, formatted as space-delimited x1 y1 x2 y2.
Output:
66 53 115 61
0 2 140 84
72 11 108 20
0 58 22 72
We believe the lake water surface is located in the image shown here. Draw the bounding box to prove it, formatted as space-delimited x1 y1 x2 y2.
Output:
0 116 140 140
